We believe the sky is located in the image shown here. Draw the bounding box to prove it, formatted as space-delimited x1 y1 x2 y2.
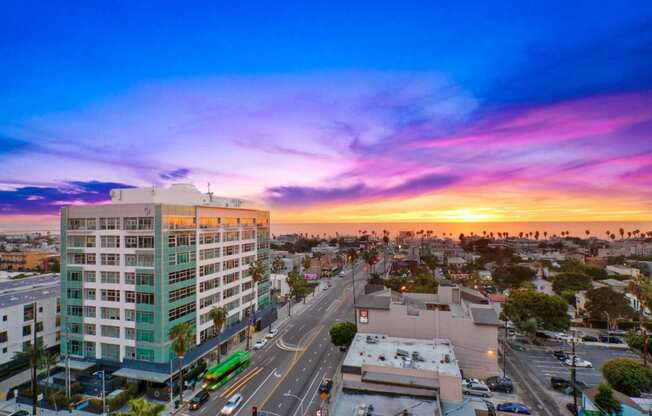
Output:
1 1 652 226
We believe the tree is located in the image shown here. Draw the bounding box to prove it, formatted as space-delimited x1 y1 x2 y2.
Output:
287 267 310 302
363 248 378 274
246 260 265 350
208 306 228 363
602 357 652 397
503 289 570 331
628 275 652 365
593 383 621 416
169 322 194 405
329 322 357 346
551 272 592 294
271 257 285 274
301 255 312 272
115 398 165 416
584 287 634 325
492 265 536 289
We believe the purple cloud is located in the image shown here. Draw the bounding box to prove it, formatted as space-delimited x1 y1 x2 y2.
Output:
265 173 459 206
0 180 135 215
159 168 190 180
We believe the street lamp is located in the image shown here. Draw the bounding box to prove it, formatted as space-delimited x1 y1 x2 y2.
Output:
93 370 106 416
283 393 304 416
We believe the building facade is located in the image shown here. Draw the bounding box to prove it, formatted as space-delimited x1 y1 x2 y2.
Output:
0 251 56 271
0 274 60 373
60 184 270 365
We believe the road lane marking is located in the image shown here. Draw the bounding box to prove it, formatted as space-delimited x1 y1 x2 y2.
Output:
292 368 323 416
233 368 277 416
220 366 265 398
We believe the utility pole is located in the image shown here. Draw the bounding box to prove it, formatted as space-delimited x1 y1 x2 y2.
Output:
351 257 357 323
571 331 578 416
503 320 508 378
65 323 71 399
31 302 38 416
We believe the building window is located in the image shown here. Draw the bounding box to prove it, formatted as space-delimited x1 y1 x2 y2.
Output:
125 236 138 248
199 232 220 245
200 293 220 309
36 322 43 332
136 311 154 323
242 229 256 240
101 325 120 338
67 218 96 230
84 324 96 335
223 286 240 300
0 332 7 343
67 271 82 282
100 236 120 248
100 307 120 320
223 272 239 285
83 306 96 318
223 245 239 256
223 231 239 242
136 292 155 304
124 217 138 230
70 323 82 334
168 233 196 247
100 271 120 284
99 217 120 230
125 328 135 340
136 348 154 361
242 243 255 252
136 329 154 342
125 309 136 322
84 271 96 282
222 259 239 271
168 302 196 321
67 288 82 299
101 343 120 361
169 286 195 303
2 316 6 322
125 254 136 266
169 268 196 285
23 325 31 337
199 276 220 292
100 254 120 266
241 281 253 291
137 254 154 267
84 289 96 300
125 291 135 303
100 289 120 302
200 247 220 261
136 273 154 286
124 346 136 359
124 272 136 285
24 304 34 321
84 342 95 357
138 236 154 248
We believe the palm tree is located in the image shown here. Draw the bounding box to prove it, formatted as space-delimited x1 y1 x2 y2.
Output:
619 228 625 240
169 322 194 406
301 255 312 272
606 230 611 240
208 306 228 363
382 230 390 275
363 248 378 274
610 233 616 241
271 257 284 274
628 275 652 366
585 230 590 239
543 231 548 240
115 397 165 416
246 260 265 350
40 352 58 399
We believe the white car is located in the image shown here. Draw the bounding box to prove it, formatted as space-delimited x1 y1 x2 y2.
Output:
220 393 243 415
265 328 279 339
253 339 268 350
565 357 592 368
463 378 484 385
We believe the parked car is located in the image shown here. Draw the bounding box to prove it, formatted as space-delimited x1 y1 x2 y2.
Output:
564 357 592 368
497 402 531 414
9 411 30 416
463 382 493 398
220 393 243 415
599 335 624 344
552 350 568 361
582 335 599 342
318 377 333 394
253 339 268 350
485 376 514 393
265 328 279 339
550 377 587 393
463 377 484 385
189 390 210 410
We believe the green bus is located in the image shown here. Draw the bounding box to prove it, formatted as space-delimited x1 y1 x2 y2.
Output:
202 351 251 391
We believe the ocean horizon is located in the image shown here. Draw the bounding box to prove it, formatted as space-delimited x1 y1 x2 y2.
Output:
2 220 651 239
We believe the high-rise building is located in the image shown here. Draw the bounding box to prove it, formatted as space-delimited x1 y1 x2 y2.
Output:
60 184 271 367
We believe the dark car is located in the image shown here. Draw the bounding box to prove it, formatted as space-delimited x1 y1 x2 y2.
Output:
599 335 624 344
496 402 531 414
550 377 587 393
553 350 568 361
9 411 30 416
485 376 514 393
483 399 496 416
582 335 599 342
318 378 333 394
189 390 210 410
566 403 577 414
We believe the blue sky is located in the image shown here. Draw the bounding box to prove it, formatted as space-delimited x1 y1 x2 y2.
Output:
1 1 652 224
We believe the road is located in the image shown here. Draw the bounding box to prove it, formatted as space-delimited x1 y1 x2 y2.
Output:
195 260 372 416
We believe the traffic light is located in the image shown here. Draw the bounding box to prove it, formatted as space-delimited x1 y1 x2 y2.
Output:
252 406 258 416
400 285 407 292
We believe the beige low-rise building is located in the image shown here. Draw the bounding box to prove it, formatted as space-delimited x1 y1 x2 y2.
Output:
355 283 500 378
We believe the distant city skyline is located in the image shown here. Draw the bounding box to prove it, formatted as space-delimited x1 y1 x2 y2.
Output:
2 2 652 226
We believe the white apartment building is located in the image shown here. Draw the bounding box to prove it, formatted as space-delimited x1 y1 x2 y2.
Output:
60 184 271 367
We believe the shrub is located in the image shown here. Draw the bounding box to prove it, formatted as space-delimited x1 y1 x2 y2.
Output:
329 321 357 346
602 357 652 397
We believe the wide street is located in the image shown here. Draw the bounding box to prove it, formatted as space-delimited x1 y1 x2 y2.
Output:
193 260 374 416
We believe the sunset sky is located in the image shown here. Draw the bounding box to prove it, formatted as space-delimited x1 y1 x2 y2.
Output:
2 1 652 226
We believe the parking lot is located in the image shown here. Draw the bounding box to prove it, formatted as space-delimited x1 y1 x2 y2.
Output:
512 343 639 388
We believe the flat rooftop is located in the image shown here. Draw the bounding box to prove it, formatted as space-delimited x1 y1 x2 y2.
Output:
332 391 440 416
344 333 461 378
0 273 59 308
